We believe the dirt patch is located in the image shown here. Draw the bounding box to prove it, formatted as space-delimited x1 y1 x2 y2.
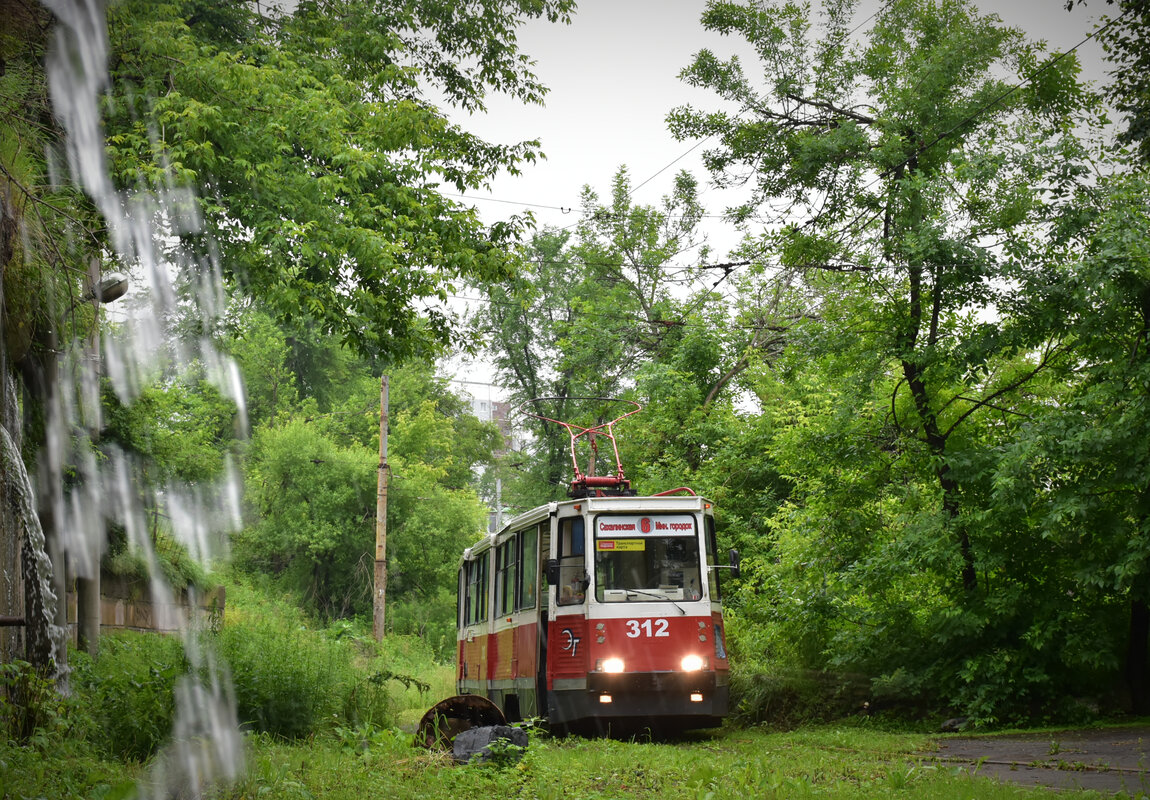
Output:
924 726 1150 795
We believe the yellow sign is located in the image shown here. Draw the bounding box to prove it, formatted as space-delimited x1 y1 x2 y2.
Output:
597 539 645 552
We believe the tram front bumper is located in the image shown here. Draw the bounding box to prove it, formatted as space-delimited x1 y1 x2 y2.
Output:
587 669 724 695
550 670 730 727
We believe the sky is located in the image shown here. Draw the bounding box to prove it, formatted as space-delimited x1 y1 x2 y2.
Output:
444 0 1114 393
452 0 1111 251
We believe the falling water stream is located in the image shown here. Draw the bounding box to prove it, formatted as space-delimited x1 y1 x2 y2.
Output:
41 0 248 795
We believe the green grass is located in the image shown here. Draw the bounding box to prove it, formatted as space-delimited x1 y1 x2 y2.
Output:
0 577 1133 799
213 724 1122 800
3 697 1136 799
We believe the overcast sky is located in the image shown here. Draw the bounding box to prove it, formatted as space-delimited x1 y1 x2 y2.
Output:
444 0 1113 392
449 0 1112 257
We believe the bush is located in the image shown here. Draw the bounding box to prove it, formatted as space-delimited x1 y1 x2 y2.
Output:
0 660 73 747
71 633 188 761
62 577 444 766
210 580 404 737
386 587 458 663
215 613 359 738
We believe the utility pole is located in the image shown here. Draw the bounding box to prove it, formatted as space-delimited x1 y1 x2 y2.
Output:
373 375 389 642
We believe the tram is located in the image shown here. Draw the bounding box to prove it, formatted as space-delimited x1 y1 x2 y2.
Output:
455 400 739 734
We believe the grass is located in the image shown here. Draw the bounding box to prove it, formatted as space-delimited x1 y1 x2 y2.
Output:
213 723 1124 800
0 724 1118 800
1 576 1137 799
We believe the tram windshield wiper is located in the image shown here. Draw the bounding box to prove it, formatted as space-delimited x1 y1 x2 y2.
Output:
624 588 686 615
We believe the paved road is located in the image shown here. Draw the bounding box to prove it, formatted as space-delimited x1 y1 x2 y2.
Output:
928 726 1150 795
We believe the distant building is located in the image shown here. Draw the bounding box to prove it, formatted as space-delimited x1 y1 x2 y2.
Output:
453 380 528 533
458 382 525 456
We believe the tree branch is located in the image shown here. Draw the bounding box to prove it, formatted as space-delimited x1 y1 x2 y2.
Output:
941 342 1067 441
783 93 877 125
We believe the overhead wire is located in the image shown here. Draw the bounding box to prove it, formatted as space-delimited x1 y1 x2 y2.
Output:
442 190 729 219
627 134 715 198
520 256 753 272
448 290 778 333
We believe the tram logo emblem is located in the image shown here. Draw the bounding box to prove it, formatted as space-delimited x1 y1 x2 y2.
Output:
561 628 581 658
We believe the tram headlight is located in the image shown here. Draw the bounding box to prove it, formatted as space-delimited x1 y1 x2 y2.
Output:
601 657 625 673
680 654 705 672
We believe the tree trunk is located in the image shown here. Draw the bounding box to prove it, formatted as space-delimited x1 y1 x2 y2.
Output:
1 424 59 672
903 358 977 593
1127 597 1150 714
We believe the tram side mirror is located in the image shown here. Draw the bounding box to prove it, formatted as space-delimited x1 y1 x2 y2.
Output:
546 558 560 585
729 548 741 580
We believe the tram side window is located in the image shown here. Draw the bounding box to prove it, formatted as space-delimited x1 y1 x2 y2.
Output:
705 516 721 602
457 567 465 627
557 517 587 606
518 526 538 610
496 536 518 616
465 554 489 625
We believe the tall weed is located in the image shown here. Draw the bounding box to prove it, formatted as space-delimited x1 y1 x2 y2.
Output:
211 580 433 736
71 632 187 760
214 611 359 738
0 660 73 747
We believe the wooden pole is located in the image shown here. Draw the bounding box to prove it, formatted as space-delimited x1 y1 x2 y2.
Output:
373 374 389 641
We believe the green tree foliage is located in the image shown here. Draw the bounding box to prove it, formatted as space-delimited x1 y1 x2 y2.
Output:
102 0 574 361
672 0 1095 588
0 3 96 374
102 372 238 485
667 0 1112 722
225 309 299 428
473 167 741 499
236 406 491 624
992 169 1150 712
231 309 497 630
1069 0 1150 162
2 0 570 677
1101 1 1150 161
239 419 377 618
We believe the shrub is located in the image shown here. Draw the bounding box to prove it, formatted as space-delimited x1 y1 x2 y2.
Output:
71 632 188 760
387 588 458 663
214 613 353 739
0 660 73 747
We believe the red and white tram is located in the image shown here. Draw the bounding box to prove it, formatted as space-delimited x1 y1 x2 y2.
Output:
455 401 739 734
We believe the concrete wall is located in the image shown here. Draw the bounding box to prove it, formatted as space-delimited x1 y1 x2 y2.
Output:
61 577 225 644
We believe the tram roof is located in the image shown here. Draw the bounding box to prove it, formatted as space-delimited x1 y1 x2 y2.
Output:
462 493 714 561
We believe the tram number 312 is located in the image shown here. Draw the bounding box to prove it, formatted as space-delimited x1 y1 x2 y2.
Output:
625 619 670 638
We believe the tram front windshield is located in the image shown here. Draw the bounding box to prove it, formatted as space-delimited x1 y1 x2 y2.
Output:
594 514 702 602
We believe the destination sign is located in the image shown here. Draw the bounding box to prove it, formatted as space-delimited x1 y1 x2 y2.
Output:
594 514 696 538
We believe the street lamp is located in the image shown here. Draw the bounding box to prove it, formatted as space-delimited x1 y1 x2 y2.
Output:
85 273 129 304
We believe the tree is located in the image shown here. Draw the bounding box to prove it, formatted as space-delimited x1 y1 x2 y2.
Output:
1 0 571 673
666 0 1120 721
102 371 239 486
226 308 300 428
231 327 498 627
1068 0 1150 162
102 0 575 362
473 167 717 499
994 169 1150 712
238 419 377 618
670 0 1098 596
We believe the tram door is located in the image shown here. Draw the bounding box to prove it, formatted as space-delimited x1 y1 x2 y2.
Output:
536 521 551 708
